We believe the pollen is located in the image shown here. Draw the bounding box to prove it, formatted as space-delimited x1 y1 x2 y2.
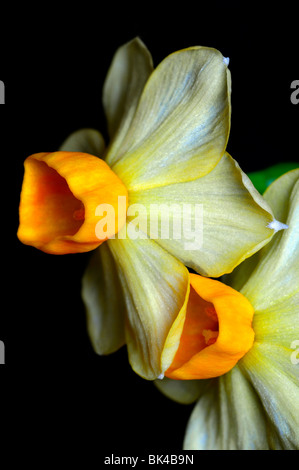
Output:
202 329 219 346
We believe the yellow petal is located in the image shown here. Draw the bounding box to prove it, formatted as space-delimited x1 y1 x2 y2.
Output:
82 243 126 354
129 152 275 277
107 231 189 380
103 37 153 165
110 46 231 189
17 151 128 254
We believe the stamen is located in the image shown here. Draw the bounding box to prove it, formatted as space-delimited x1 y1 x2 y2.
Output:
202 329 219 346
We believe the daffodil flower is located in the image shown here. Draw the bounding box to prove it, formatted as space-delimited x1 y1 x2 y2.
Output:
156 169 299 450
18 38 282 380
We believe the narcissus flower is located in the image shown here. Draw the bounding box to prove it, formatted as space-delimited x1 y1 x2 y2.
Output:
156 169 299 449
18 38 282 380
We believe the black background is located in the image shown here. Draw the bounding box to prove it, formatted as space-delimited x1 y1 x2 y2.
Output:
2 2 299 459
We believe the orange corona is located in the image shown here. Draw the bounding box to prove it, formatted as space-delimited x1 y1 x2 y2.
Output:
165 274 255 380
17 151 128 254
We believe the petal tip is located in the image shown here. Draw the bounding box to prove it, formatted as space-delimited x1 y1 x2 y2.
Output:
223 56 230 66
267 219 289 233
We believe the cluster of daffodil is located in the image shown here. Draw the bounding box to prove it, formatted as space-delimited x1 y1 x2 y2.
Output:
17 38 298 450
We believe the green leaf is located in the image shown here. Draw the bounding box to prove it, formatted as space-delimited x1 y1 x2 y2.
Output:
248 162 299 194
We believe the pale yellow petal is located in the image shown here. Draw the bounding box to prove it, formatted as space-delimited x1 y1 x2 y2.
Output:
59 128 106 157
103 37 153 165
241 343 299 449
128 153 275 277
107 230 189 380
228 169 299 294
184 169 299 450
183 367 270 450
81 244 126 355
111 46 231 189
237 170 299 312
